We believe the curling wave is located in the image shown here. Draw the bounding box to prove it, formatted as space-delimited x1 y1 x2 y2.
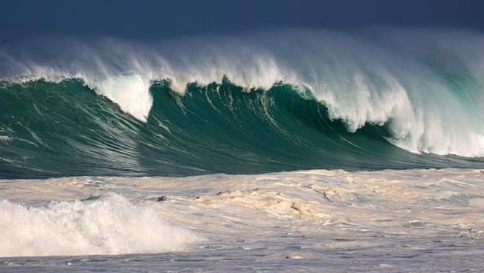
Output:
0 29 484 177
0 77 483 178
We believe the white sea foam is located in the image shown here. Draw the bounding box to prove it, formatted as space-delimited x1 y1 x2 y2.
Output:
0 193 199 257
1 171 483 269
1 29 484 156
88 74 153 121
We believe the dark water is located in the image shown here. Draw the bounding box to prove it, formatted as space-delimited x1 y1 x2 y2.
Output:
0 78 482 179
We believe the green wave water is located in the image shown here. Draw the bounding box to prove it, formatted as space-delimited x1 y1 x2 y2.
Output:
0 78 482 178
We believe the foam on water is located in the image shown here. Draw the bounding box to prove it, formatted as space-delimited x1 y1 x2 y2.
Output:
0 193 199 257
1 168 483 267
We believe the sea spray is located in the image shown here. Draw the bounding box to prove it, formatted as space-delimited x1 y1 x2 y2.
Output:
1 29 484 178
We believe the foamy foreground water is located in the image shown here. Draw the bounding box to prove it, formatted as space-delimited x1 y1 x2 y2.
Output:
1 169 484 272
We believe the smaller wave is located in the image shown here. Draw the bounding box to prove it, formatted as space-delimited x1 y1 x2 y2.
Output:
0 193 199 257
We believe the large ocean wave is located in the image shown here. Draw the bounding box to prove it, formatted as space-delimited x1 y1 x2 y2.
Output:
1 29 484 178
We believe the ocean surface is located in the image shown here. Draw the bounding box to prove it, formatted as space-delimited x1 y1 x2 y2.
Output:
1 29 484 272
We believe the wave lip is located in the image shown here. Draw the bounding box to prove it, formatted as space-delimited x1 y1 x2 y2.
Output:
0 193 199 257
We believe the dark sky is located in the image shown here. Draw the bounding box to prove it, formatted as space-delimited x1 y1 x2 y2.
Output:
0 0 483 41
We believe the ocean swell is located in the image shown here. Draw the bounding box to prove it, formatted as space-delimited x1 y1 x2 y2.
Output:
1 29 484 177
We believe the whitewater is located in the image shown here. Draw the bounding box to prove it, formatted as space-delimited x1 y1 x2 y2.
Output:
1 29 484 271
1 169 484 271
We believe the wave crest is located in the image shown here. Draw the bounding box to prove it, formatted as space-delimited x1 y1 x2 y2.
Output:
1 29 484 168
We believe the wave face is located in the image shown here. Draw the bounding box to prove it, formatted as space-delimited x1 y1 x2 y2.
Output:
0 78 482 178
1 29 484 178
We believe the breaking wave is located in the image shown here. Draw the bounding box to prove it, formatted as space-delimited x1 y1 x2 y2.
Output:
0 193 199 257
1 29 484 177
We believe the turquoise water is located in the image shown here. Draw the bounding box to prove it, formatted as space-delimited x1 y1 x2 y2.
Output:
1 78 482 178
